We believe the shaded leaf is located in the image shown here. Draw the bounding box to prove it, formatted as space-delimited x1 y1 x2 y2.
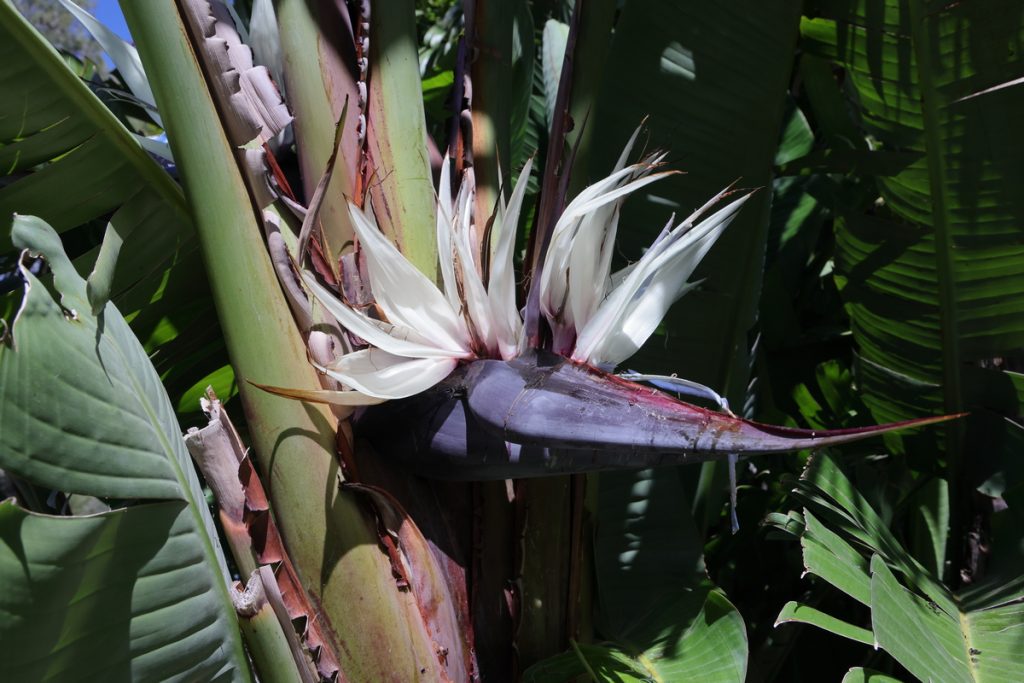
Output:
0 501 247 682
524 590 747 683
787 453 1024 682
0 216 249 681
841 668 906 683
0 1 228 416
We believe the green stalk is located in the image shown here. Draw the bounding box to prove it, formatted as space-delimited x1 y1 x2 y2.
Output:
119 2 448 677
365 0 438 278
236 576 309 683
273 0 360 270
239 609 304 683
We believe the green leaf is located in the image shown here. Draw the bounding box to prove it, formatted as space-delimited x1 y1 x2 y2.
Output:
2 217 204 498
0 0 187 273
788 454 1024 682
774 601 874 646
908 476 950 577
522 643 649 682
0 0 226 416
85 215 136 315
54 0 160 125
594 469 747 682
594 468 706 632
524 590 747 683
761 99 830 352
810 1 1024 431
800 511 872 606
841 668 906 683
794 453 956 614
621 589 747 682
869 555 971 683
0 216 249 681
508 0 536 175
0 501 244 682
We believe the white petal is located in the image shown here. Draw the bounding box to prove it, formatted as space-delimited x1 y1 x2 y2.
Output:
450 176 498 352
349 202 471 354
319 349 458 399
459 168 485 262
540 163 673 340
644 184 738 264
560 169 671 225
573 191 750 367
568 195 624 330
303 272 467 359
488 157 532 359
613 123 644 172
435 155 462 313
587 275 702 368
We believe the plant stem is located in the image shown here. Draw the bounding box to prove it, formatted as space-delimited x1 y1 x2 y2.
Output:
120 2 450 676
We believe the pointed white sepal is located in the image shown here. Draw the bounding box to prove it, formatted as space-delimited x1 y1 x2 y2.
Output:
488 158 533 359
318 349 459 400
349 202 472 356
573 191 752 368
539 158 674 349
302 272 469 359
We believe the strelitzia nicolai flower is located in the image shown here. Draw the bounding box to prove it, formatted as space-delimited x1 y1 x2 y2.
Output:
302 134 749 403
256 131 957 486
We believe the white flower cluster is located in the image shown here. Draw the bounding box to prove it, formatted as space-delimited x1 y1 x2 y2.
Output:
304 132 749 403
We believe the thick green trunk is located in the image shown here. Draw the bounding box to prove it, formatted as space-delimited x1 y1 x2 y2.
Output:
119 1 450 678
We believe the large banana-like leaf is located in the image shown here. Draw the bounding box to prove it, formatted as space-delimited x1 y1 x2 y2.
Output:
801 1 1024 428
577 3 803 677
772 453 1024 683
0 0 184 281
0 216 249 680
0 0 225 418
590 1 801 397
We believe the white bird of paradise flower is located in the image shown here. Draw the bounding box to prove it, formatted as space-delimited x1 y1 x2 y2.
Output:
299 130 751 405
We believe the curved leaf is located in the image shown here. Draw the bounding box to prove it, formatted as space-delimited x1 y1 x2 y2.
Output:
842 669 906 683
0 0 185 275
774 601 874 646
0 216 249 680
0 501 246 682
590 464 747 682
54 0 161 125
524 589 748 683
784 453 1024 683
0 0 226 416
803 2 1024 429
3 217 197 498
